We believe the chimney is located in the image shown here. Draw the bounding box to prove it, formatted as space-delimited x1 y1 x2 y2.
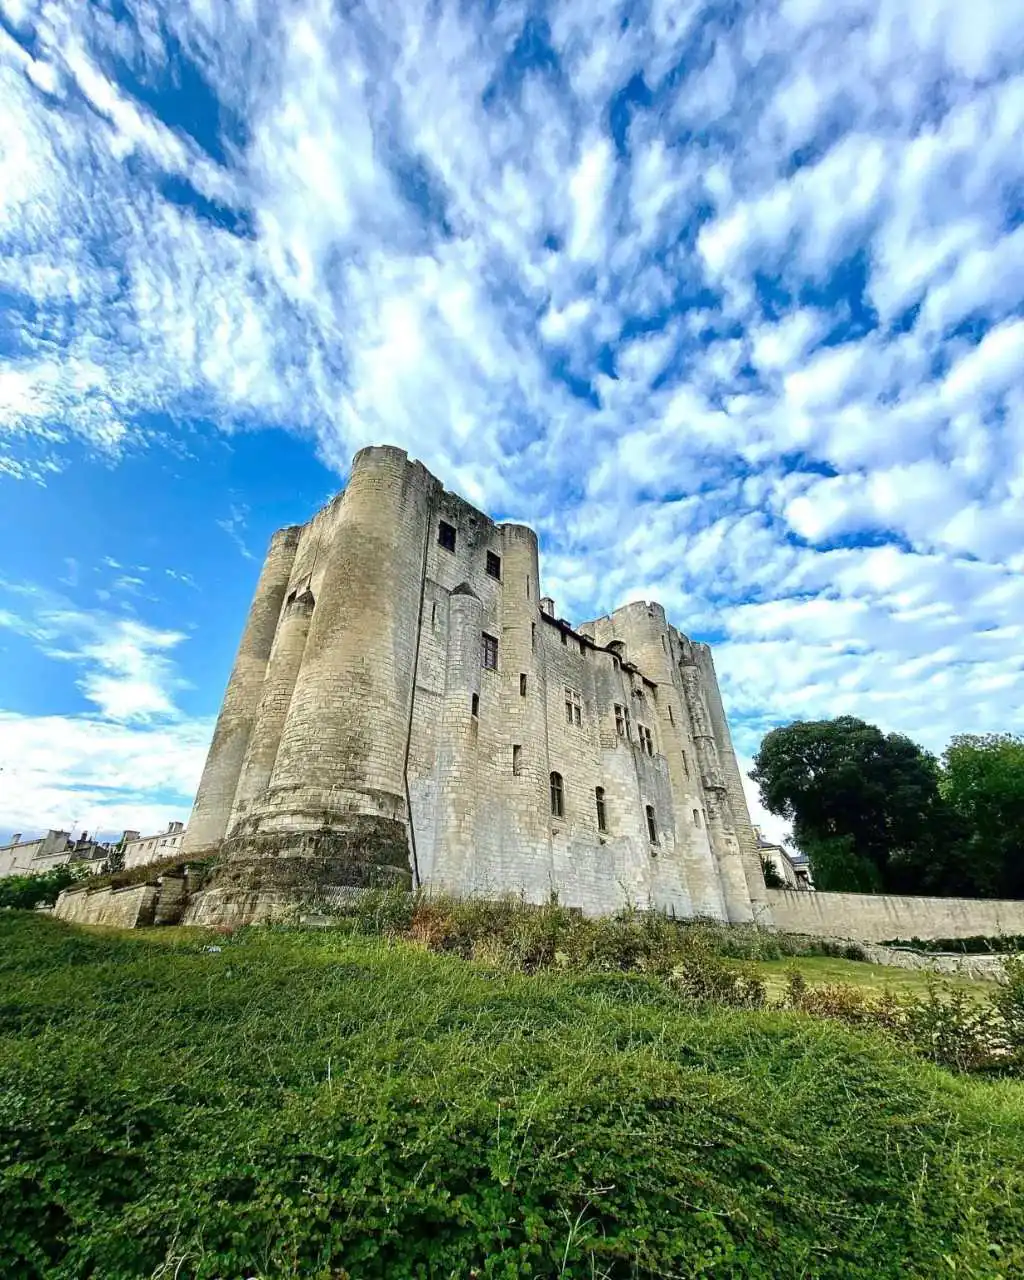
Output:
10 833 21 845
540 596 555 618
167 820 184 834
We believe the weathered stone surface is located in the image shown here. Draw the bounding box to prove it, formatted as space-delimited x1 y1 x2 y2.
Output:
768 888 1024 943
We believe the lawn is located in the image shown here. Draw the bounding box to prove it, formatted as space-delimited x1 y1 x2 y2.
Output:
754 953 998 1001
2 911 1023 1279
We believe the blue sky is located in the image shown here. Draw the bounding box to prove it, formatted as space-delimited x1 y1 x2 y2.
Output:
0 0 1022 844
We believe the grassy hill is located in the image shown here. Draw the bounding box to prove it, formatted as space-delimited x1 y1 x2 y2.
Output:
2 910 1023 1278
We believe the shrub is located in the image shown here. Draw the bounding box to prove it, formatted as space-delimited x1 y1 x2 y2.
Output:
902 984 1008 1074
0 864 88 910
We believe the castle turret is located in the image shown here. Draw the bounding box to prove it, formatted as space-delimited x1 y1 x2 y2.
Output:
229 586 315 823
182 525 301 856
696 644 770 923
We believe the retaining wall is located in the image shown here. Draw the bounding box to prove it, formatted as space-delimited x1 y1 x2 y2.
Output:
767 889 1024 942
54 883 158 928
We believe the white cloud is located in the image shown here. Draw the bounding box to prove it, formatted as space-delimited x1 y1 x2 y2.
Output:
1 0 1023 847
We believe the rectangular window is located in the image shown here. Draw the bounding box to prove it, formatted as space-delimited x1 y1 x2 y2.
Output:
646 805 658 844
565 688 582 727
561 630 568 646
486 551 502 580
512 744 522 776
614 705 625 737
550 771 564 818
520 673 527 697
595 787 607 833
639 726 654 756
438 520 456 552
471 693 479 717
693 808 701 827
482 633 498 670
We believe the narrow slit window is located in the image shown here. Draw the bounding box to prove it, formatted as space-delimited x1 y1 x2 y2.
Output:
531 622 536 651
512 744 522 776
681 749 690 777
646 805 658 844
486 551 502 580
430 601 437 627
595 786 607 833
667 705 674 726
693 808 701 827
438 520 456 552
561 630 568 646
702 808 708 827
471 693 479 717
526 578 531 599
520 673 527 697
550 771 564 818
482 632 498 670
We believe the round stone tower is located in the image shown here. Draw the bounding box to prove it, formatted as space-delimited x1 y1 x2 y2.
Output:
186 446 441 924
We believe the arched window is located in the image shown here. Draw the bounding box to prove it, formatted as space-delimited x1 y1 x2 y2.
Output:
550 772 564 818
646 805 658 844
595 787 607 832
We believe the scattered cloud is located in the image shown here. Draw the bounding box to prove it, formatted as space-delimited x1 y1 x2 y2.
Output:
1 0 1023 841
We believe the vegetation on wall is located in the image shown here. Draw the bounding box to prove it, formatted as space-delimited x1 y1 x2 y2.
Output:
751 720 1024 898
2 908 1024 1279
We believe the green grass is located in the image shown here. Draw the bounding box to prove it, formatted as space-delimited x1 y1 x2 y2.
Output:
2 912 1023 1279
754 954 998 1001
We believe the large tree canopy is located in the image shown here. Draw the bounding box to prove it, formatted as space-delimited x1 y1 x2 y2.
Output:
750 717 958 894
941 734 1024 900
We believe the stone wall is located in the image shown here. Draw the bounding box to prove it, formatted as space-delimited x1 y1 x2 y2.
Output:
768 888 1024 942
54 883 158 928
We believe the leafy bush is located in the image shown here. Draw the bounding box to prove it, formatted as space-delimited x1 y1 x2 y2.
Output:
0 864 87 910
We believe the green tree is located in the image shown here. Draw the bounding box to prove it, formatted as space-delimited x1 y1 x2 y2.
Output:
750 717 955 894
0 862 87 911
940 734 1024 899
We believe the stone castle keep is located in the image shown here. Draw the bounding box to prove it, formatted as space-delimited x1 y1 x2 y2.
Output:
181 444 770 926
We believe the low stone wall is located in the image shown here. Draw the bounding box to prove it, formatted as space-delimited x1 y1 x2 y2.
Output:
54 883 158 928
767 889 1024 943
860 944 1008 981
